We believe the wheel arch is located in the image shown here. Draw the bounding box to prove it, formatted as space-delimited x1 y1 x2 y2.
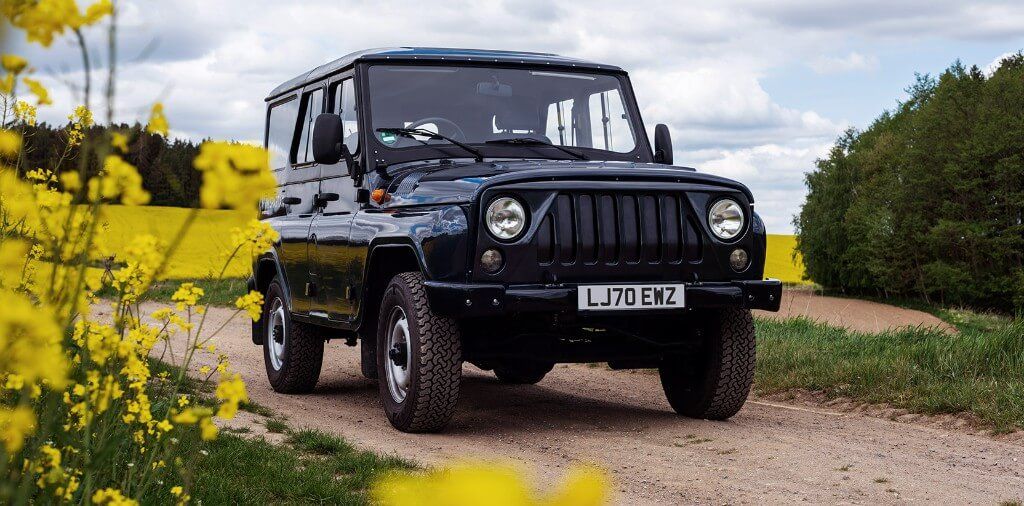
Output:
357 241 425 338
252 249 290 345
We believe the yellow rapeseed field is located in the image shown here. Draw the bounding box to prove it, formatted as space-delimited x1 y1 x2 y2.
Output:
99 205 253 279
99 206 809 283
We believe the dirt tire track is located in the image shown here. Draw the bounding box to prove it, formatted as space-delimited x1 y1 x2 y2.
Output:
116 300 1021 505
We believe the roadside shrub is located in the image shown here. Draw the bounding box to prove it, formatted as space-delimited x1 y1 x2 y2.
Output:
0 3 277 503
795 55 1024 312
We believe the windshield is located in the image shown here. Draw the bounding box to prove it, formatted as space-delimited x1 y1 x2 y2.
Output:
368 65 639 156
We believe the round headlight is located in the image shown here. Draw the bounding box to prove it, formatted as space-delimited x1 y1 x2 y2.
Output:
708 199 745 240
485 197 526 240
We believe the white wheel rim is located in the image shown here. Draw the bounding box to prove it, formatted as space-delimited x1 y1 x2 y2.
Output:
267 299 287 371
385 306 412 404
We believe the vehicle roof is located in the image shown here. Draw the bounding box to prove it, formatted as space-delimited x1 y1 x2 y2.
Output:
266 47 624 101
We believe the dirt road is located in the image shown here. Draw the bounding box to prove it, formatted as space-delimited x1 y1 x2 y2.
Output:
755 288 954 334
123 300 1021 505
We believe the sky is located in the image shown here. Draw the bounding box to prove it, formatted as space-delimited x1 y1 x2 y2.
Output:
7 0 1024 233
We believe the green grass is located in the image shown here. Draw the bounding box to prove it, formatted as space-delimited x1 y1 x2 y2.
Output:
147 430 411 505
755 316 1024 432
96 277 248 306
264 418 288 434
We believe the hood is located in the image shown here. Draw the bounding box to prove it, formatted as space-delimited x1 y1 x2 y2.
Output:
378 159 754 207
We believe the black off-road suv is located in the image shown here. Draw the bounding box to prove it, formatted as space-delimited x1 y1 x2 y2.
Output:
252 47 781 433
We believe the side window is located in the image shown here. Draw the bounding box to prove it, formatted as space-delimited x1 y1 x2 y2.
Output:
544 98 575 146
332 79 360 153
295 87 324 165
587 89 635 152
266 96 299 170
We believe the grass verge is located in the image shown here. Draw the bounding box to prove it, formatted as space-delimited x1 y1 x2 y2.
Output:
755 316 1024 432
96 277 249 306
146 358 411 503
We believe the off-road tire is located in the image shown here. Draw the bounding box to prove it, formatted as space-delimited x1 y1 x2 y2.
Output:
493 360 554 384
262 279 324 394
377 272 462 432
659 308 755 420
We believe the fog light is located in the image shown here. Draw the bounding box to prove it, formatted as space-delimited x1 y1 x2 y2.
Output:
729 248 749 271
480 248 504 273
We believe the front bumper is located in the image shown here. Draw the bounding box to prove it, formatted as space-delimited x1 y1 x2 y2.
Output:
423 279 782 318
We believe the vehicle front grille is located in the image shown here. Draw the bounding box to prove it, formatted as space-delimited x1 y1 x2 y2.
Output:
533 192 702 278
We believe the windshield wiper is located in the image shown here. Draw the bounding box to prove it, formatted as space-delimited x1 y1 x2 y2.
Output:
376 127 485 163
485 137 588 160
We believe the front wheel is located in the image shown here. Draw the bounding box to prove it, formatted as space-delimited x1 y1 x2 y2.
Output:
659 308 755 420
262 279 324 393
377 272 462 433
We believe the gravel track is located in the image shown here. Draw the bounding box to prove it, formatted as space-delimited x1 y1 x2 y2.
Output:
115 294 1020 505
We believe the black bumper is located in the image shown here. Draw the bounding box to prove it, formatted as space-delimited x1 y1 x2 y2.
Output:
423 279 782 318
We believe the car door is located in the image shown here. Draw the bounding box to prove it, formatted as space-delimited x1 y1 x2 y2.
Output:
280 83 326 314
309 76 362 322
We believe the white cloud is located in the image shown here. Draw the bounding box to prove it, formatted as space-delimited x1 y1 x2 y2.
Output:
8 0 1024 233
809 52 879 74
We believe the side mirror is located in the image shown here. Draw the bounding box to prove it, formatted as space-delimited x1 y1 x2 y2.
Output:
312 113 358 177
653 124 673 165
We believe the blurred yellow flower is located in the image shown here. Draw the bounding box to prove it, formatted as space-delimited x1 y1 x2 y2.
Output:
88 155 151 205
0 74 14 94
231 219 280 259
372 462 611 506
0 128 22 156
91 487 138 506
2 0 114 47
0 406 36 453
1 54 28 74
22 77 52 105
111 131 129 153
146 103 169 137
192 141 276 211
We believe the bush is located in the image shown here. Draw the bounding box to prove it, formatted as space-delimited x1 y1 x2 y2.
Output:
795 54 1024 312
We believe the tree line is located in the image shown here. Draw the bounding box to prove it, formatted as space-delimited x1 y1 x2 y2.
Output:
17 122 203 207
795 53 1024 312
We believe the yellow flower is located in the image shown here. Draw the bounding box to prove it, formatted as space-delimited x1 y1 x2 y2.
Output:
0 406 36 453
14 100 38 126
1 54 28 73
372 462 611 506
66 105 93 148
177 395 189 407
214 373 248 419
0 73 14 94
0 128 22 156
87 155 151 205
235 291 264 321
111 131 129 153
2 0 114 47
0 289 68 389
192 141 276 211
60 170 82 192
171 282 204 310
198 365 211 375
156 419 173 433
92 488 138 506
231 219 280 259
22 77 52 105
146 102 169 137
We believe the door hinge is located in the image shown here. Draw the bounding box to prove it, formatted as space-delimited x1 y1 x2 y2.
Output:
305 282 317 297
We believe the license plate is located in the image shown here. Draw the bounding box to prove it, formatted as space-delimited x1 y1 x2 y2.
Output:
577 284 685 311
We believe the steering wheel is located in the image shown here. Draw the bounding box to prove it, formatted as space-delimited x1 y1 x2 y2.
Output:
406 117 468 142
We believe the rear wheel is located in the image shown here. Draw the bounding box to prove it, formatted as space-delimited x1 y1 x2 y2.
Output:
659 308 755 420
493 360 554 385
262 279 324 393
376 272 462 433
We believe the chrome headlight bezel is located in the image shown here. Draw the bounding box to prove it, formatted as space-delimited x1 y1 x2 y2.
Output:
485 196 527 241
708 198 745 241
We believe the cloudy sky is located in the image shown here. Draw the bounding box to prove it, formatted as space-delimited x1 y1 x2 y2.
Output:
8 0 1024 232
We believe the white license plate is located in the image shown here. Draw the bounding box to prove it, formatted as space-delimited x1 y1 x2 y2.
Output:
577 284 685 311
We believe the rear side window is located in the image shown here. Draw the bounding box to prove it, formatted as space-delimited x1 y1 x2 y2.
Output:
266 96 299 170
295 87 324 165
331 79 360 153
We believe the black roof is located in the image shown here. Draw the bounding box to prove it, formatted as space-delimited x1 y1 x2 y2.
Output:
266 47 623 101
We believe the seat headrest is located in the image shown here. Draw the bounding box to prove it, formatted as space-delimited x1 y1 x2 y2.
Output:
493 96 540 132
